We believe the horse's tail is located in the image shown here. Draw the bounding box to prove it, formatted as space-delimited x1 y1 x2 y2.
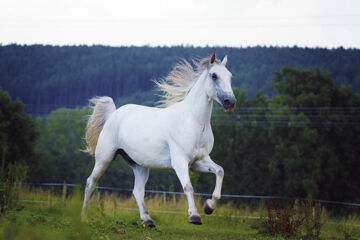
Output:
84 96 116 155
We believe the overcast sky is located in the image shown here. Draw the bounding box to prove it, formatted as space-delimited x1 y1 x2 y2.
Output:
0 0 359 48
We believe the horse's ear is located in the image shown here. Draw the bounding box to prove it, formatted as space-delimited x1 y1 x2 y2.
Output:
221 55 228 66
210 52 216 65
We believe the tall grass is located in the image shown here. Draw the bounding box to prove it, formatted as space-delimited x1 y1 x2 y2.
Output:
0 186 359 240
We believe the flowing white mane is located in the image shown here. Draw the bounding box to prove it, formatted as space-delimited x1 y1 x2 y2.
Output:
154 57 220 107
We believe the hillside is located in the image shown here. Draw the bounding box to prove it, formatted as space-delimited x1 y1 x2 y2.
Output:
0 44 360 114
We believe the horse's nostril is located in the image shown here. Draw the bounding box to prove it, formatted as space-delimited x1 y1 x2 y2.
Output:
224 99 230 105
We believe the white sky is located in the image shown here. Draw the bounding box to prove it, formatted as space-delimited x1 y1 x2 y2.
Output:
0 0 359 48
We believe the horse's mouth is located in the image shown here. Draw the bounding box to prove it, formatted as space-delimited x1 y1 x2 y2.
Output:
224 107 234 114
219 95 236 114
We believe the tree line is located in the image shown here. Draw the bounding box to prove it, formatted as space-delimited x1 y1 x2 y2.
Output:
1 45 360 115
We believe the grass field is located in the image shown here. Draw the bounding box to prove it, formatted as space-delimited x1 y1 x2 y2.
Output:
0 186 359 240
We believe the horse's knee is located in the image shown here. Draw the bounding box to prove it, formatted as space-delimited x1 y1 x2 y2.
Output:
132 188 144 198
183 183 194 193
217 166 224 178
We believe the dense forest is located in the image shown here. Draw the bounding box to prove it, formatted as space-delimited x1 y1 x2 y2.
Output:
1 45 360 204
1 44 360 115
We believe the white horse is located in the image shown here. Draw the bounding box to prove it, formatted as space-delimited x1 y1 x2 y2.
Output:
82 52 236 227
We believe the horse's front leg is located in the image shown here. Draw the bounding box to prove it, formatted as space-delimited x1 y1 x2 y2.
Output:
190 156 224 215
170 150 202 224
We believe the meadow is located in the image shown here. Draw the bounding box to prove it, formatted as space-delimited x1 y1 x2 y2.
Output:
1 186 359 240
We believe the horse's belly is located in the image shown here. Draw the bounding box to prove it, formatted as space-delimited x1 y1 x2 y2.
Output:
123 143 171 169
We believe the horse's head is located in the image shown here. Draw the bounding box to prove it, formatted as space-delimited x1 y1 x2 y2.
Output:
205 52 236 113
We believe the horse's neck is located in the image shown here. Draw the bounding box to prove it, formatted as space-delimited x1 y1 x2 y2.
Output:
182 71 213 125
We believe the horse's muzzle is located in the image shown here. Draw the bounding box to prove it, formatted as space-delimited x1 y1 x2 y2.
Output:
221 96 236 114
225 108 234 114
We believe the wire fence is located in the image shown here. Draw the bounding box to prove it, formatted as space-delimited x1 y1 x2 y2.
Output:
31 183 360 208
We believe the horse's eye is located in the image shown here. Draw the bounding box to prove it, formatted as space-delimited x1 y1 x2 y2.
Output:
211 73 218 80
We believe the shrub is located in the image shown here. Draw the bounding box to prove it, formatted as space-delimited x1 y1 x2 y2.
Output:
0 162 28 214
300 195 323 240
266 200 303 239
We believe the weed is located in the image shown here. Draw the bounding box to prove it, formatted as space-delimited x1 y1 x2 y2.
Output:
266 200 303 239
62 181 67 207
300 195 323 240
0 163 28 214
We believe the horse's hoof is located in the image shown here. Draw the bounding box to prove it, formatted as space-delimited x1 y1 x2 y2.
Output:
142 219 156 228
189 215 202 225
204 200 215 215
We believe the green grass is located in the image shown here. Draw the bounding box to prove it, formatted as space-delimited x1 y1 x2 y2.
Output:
0 187 359 240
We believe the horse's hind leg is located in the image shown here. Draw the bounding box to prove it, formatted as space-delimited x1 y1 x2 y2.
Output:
132 164 154 227
190 156 224 215
82 140 116 220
